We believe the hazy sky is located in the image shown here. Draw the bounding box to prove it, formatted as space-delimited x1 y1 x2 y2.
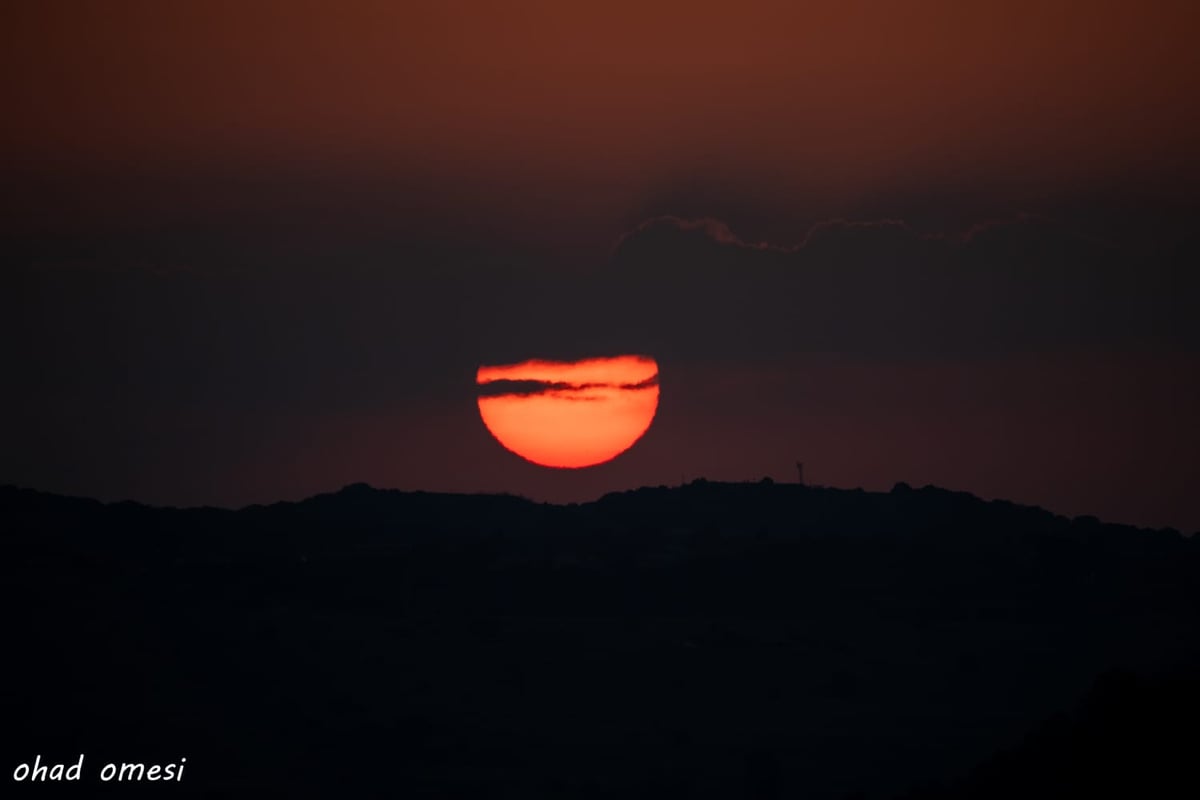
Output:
3 1 1197 530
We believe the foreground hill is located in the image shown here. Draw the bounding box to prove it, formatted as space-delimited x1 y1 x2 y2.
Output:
2 480 1197 798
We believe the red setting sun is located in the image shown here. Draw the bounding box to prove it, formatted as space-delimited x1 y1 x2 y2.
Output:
476 355 659 468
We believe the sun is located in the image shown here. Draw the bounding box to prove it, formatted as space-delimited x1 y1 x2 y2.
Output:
476 355 660 468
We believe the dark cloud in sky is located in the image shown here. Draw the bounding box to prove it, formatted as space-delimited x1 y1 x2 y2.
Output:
572 214 1196 370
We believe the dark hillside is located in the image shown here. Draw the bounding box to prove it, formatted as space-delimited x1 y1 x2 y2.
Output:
2 481 1197 798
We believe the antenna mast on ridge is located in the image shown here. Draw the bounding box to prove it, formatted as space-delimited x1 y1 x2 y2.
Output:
795 461 805 485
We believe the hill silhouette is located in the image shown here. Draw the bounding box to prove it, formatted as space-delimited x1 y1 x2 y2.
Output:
2 480 1197 798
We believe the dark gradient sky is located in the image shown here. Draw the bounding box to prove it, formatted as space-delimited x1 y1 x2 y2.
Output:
3 1 1198 530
